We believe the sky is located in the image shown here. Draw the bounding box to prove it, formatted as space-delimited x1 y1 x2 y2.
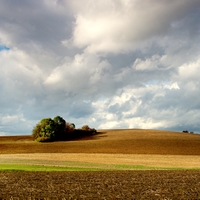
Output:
0 0 200 135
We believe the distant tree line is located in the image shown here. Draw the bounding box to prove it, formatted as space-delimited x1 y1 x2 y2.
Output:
32 116 97 142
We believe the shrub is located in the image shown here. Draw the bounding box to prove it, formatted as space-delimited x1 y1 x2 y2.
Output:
32 118 56 141
66 122 76 133
53 116 66 139
35 136 52 142
32 123 42 140
81 125 90 131
40 118 56 140
82 125 97 134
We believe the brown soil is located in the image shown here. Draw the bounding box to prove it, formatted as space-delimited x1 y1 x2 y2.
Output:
0 129 200 199
0 129 200 155
0 171 200 199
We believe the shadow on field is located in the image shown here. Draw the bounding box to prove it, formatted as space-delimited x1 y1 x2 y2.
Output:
71 131 107 141
0 131 108 143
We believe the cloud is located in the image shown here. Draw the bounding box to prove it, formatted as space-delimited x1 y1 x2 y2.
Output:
0 0 200 135
69 0 200 53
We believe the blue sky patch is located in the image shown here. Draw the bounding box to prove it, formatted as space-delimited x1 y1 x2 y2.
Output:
0 45 10 51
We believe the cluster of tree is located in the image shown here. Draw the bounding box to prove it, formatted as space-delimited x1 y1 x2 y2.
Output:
32 116 97 142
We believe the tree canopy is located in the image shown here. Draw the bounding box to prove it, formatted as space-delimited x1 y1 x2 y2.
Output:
32 116 96 142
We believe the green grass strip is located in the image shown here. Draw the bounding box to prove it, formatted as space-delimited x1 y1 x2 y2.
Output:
0 164 104 172
0 163 199 172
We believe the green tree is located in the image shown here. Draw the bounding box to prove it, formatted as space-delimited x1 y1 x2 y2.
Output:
53 116 66 139
32 123 41 139
32 118 56 142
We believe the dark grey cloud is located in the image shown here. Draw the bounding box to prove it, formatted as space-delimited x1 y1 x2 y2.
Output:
0 0 73 49
68 101 94 119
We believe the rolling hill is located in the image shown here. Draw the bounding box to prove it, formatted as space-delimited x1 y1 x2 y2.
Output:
0 129 200 155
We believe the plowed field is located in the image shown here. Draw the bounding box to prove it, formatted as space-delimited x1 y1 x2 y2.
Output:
0 171 200 199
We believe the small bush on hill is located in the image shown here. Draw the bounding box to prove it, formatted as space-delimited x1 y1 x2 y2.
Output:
82 125 90 131
82 125 97 134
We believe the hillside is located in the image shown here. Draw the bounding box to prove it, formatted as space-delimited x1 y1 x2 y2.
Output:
0 129 200 155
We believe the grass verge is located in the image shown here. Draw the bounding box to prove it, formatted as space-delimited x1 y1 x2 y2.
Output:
0 164 104 172
0 163 199 172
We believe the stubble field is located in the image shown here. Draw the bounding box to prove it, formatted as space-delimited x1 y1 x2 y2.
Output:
0 129 200 199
